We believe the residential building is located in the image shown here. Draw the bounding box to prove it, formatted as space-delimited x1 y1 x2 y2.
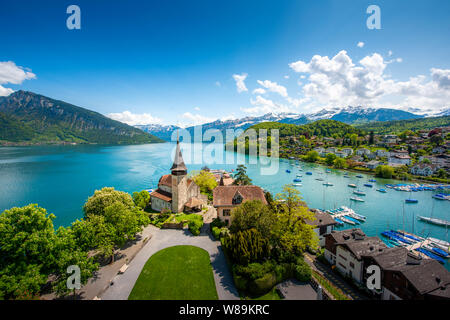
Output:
306 210 337 247
356 148 371 156
341 148 354 157
375 149 389 158
388 154 412 166
410 163 438 176
383 134 398 144
324 229 387 284
213 185 267 225
362 247 450 300
366 160 381 170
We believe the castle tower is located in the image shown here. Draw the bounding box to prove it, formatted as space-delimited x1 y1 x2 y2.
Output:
171 132 188 213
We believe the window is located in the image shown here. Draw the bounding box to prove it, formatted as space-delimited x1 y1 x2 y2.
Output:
338 254 347 261
349 262 355 268
223 209 231 217
232 192 243 205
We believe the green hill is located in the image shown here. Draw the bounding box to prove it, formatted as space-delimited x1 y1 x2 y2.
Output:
354 116 450 134
249 119 363 138
0 91 164 145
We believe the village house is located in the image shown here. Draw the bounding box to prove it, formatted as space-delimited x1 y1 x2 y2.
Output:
306 210 338 247
375 149 389 158
356 148 371 156
341 148 354 157
410 163 438 176
419 154 449 170
213 185 267 225
324 229 387 284
362 246 450 300
326 147 338 154
366 160 382 170
388 151 412 166
383 134 398 144
314 147 326 157
150 135 206 213
433 146 447 154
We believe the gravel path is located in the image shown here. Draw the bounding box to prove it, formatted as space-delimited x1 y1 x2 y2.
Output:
100 224 239 300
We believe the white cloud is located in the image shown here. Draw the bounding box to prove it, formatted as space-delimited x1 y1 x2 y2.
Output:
288 50 450 111
388 50 393 57
284 75 290 79
194 106 200 111
0 61 36 96
252 88 266 94
357 42 365 48
0 85 14 96
107 111 162 126
232 73 248 93
181 112 216 127
396 58 403 63
256 80 288 97
242 95 296 115
215 81 221 87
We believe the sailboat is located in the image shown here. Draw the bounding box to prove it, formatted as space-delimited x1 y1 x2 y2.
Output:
405 190 418 203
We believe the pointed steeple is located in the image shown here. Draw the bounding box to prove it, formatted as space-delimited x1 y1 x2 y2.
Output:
171 130 187 175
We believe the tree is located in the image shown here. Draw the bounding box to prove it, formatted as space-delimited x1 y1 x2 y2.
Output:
83 187 135 217
233 165 252 185
436 169 448 179
271 185 318 254
333 157 347 169
191 170 218 196
305 150 319 163
132 190 150 210
223 228 270 265
430 134 444 146
0 205 97 299
325 153 337 166
422 158 431 164
229 200 275 236
375 165 394 179
349 133 358 146
369 131 375 145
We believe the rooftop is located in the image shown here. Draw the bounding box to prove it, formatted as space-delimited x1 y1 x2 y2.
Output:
213 185 267 207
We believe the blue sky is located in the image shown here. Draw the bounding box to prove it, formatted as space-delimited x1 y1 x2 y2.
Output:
0 0 449 126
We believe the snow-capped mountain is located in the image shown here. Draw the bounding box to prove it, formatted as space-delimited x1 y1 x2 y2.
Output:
134 106 439 141
135 124 181 141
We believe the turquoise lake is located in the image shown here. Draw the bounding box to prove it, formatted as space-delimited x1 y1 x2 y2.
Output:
1 143 449 269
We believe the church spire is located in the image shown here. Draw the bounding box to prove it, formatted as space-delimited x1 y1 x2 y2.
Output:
171 130 187 175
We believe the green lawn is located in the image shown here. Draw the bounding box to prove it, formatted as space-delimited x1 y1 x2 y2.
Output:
128 245 218 300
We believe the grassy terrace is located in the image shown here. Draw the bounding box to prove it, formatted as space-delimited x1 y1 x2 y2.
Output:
128 245 218 300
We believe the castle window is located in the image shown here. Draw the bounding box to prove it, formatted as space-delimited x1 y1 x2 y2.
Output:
223 209 231 217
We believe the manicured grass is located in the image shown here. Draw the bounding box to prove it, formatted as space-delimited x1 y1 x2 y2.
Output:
128 245 218 300
252 288 283 300
173 213 203 226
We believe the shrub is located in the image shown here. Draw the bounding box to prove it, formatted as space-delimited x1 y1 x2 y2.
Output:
248 272 277 296
233 274 248 292
212 226 221 240
211 218 226 229
188 220 203 236
223 228 270 265
295 260 312 282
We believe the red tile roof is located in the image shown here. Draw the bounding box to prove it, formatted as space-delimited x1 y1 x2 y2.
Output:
150 188 172 202
213 185 267 207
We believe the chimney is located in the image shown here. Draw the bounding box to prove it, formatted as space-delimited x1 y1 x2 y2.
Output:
354 231 365 241
406 252 422 265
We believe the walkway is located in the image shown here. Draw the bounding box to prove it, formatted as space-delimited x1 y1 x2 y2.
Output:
304 253 370 300
276 279 317 300
100 222 239 300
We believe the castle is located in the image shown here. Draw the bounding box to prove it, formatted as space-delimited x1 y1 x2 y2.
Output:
150 136 205 213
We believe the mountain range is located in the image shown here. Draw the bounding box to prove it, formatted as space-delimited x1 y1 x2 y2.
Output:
0 91 163 145
137 106 433 141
